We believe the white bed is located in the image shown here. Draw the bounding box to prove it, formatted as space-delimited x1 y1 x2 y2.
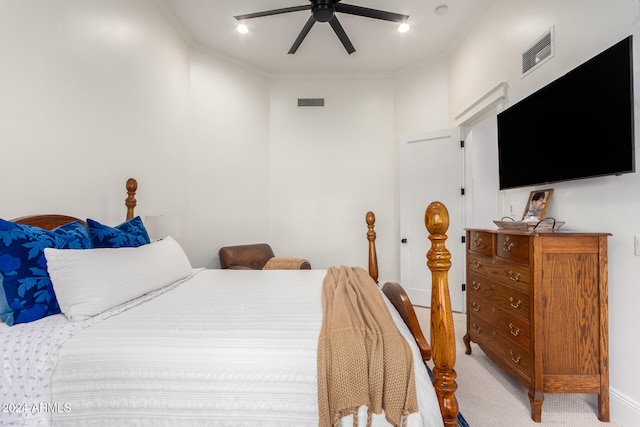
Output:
2 269 443 427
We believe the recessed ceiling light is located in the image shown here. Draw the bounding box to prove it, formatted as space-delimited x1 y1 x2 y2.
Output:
434 5 448 16
237 23 248 34
398 23 410 33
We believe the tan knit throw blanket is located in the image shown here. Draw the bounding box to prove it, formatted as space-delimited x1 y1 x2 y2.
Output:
317 266 418 427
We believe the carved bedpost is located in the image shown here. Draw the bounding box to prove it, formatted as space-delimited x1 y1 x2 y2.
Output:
125 178 138 221
366 211 378 283
425 201 459 427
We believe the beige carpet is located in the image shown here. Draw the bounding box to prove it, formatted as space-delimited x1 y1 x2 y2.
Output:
413 307 620 427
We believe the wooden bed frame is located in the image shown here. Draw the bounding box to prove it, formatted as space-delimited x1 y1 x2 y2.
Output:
370 204 459 427
11 178 459 427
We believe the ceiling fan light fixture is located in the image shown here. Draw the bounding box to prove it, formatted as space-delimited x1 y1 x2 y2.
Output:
236 23 248 33
398 23 410 33
234 1 409 54
312 2 335 23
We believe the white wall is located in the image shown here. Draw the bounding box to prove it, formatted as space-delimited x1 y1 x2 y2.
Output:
0 0 274 270
395 58 450 139
0 0 191 233
464 115 500 228
187 48 270 267
268 76 397 281
445 0 640 423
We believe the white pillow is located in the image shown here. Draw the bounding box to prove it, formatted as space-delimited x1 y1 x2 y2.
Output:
45 237 193 321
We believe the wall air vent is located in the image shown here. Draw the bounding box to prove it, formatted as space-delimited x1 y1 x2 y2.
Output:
522 27 554 77
298 98 325 107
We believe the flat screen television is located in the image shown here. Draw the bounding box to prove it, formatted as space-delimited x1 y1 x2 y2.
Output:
497 36 635 190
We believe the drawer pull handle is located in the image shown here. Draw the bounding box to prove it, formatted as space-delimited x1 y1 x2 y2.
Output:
509 323 521 336
473 235 482 247
502 239 515 252
509 350 522 364
472 281 481 290
509 297 522 309
472 259 482 269
472 323 481 333
506 270 521 282
472 302 481 312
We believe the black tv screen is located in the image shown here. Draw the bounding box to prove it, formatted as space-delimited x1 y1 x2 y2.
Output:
497 36 635 190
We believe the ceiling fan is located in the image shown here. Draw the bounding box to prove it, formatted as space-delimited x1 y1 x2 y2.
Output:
234 0 409 55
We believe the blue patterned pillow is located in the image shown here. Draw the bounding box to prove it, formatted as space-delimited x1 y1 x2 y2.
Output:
0 220 91 326
86 216 150 248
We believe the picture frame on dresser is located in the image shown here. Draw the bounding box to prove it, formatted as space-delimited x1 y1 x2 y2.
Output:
522 189 553 221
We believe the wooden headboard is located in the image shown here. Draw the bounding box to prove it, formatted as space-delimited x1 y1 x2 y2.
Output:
11 178 138 230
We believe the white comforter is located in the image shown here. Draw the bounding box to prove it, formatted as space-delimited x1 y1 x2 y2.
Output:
2 269 443 427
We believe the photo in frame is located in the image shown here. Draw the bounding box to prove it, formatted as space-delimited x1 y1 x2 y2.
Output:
522 189 553 221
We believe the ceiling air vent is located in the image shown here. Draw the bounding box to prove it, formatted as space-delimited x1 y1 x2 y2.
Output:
522 27 554 77
298 98 325 107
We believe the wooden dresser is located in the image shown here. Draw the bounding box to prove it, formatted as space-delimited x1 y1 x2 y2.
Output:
463 228 610 422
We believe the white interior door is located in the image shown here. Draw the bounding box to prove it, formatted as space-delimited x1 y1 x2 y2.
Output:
400 128 465 312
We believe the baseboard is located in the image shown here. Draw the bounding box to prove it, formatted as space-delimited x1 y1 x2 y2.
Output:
611 387 640 426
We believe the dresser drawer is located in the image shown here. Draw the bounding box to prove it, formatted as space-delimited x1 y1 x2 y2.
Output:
467 293 494 324
467 255 531 293
468 230 493 255
493 332 532 378
468 315 532 378
467 272 531 321
496 234 530 263
466 253 493 278
491 305 530 348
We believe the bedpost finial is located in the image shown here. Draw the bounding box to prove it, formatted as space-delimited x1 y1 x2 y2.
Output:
425 201 449 235
126 178 138 193
366 211 375 226
125 178 138 221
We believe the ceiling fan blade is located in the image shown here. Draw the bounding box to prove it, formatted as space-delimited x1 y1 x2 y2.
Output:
288 16 316 54
234 5 310 21
335 3 409 23
329 16 355 54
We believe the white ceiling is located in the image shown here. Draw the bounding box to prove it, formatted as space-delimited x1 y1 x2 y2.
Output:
162 0 493 75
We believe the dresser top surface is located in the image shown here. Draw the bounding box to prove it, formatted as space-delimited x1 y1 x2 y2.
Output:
466 228 611 237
